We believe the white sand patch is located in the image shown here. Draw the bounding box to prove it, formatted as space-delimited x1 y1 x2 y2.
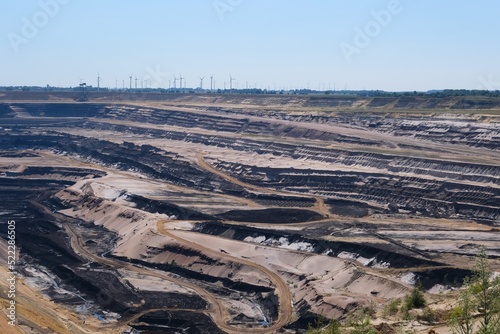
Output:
118 269 195 294
428 284 453 294
244 235 267 244
243 235 314 252
90 183 123 200
295 255 345 274
372 259 390 269
23 265 78 298
337 251 389 268
167 220 194 230
224 298 268 321
337 251 357 261
400 272 416 285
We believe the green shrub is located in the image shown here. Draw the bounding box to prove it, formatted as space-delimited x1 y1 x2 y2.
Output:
404 284 426 309
383 298 401 317
306 316 342 334
400 303 414 321
417 306 437 324
349 315 378 334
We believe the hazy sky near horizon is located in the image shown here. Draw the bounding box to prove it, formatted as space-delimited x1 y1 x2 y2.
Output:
1 0 499 91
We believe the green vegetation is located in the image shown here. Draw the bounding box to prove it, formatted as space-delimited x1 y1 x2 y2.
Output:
404 283 427 310
399 303 414 321
348 315 378 334
417 306 438 324
306 252 500 334
345 305 377 333
448 249 500 334
306 316 341 334
383 298 401 317
396 328 416 334
307 304 377 334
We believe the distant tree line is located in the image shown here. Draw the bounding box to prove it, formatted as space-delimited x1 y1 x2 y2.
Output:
1 86 500 98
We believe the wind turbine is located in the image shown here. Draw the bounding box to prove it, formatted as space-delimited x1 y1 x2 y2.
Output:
135 76 138 90
129 74 133 91
179 74 184 89
97 73 101 92
173 75 177 89
229 74 235 91
199 76 205 89
210 75 214 91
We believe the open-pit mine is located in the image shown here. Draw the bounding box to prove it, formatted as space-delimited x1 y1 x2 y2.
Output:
0 92 499 333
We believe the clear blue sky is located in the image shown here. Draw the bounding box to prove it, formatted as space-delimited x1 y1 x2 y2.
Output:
1 0 499 91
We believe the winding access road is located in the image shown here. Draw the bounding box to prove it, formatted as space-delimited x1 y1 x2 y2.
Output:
156 219 294 333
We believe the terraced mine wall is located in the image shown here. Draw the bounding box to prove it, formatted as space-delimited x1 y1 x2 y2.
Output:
0 133 248 194
194 222 443 269
213 161 500 223
1 100 499 333
1 176 278 332
6 102 500 150
6 129 498 224
2 102 499 224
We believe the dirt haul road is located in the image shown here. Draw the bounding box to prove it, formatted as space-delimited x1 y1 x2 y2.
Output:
157 220 294 333
59 209 289 333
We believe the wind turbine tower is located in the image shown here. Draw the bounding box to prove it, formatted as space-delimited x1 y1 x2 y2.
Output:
129 75 133 91
199 76 205 89
135 76 138 90
97 73 101 92
210 75 214 91
229 74 235 92
179 74 183 89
